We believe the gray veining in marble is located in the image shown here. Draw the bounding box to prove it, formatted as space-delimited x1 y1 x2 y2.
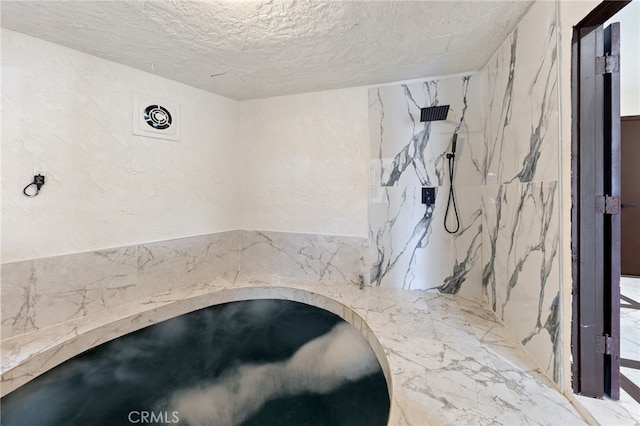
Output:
1 272 588 425
368 76 484 298
137 231 239 299
1 247 138 338
239 230 320 279
239 230 369 285
481 3 559 186
368 0 564 387
318 235 369 285
480 1 562 383
482 181 561 381
1 230 370 340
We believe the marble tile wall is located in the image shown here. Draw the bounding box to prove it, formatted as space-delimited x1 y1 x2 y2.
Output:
137 232 239 300
368 75 484 298
1 230 368 340
239 230 368 285
1 247 139 338
480 1 562 383
368 0 563 385
482 182 561 380
1 273 590 425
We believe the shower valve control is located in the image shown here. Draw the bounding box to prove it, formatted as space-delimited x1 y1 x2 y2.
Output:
421 187 436 207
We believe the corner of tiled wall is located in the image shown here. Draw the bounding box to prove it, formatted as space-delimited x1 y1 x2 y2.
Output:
1 232 239 340
238 230 368 286
1 230 369 340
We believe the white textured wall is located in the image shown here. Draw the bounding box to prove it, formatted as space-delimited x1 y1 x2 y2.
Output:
1 30 240 262
606 0 640 116
239 89 370 237
1 30 371 262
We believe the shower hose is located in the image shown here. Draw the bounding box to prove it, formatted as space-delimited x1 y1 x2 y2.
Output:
445 141 460 234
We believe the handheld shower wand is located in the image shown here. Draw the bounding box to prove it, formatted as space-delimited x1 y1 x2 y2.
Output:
444 133 460 234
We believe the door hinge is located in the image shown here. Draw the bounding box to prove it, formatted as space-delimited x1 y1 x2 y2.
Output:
596 54 620 74
596 195 620 214
596 334 619 356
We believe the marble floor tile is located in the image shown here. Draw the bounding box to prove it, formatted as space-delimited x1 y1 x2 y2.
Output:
575 394 640 426
620 276 640 409
621 276 640 301
2 274 591 425
576 276 640 418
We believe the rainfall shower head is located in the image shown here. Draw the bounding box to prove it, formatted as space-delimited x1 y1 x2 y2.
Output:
420 105 450 122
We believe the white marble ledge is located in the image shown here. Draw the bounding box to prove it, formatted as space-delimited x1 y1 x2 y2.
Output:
573 394 640 425
1 272 587 425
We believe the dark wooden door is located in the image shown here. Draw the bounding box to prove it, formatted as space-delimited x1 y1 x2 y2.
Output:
621 116 640 276
603 22 621 400
575 24 606 398
573 22 621 399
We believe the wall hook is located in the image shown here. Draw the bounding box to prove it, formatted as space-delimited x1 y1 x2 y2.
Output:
23 174 45 197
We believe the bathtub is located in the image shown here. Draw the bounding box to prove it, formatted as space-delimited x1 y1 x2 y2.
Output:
0 272 587 425
2 297 390 425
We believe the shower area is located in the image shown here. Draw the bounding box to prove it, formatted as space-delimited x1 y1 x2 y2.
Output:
1 299 390 426
369 76 483 295
368 0 565 386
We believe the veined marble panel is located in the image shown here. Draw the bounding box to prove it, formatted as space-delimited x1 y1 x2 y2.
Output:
2 231 368 341
447 185 483 299
370 186 451 289
369 75 484 189
239 230 369 285
369 75 485 297
318 235 369 285
482 181 561 382
369 185 482 295
1 273 587 425
1 247 138 339
239 230 320 280
136 231 239 299
481 1 560 185
479 0 562 385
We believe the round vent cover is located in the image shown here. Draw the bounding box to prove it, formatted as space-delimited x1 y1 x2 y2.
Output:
143 105 172 130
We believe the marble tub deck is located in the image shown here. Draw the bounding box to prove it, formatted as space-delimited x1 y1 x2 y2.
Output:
1 273 587 425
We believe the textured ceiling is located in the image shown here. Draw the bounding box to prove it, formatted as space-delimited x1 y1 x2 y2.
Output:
1 1 534 100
